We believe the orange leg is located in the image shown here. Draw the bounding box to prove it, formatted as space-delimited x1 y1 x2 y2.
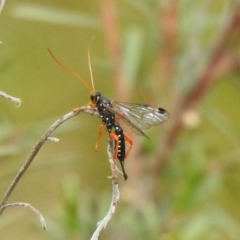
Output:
109 132 119 159
121 133 132 180
94 123 105 152
123 132 133 160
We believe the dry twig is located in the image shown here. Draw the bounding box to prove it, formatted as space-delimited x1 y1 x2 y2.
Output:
91 138 120 240
0 106 98 214
0 202 47 230
0 105 121 238
0 91 22 107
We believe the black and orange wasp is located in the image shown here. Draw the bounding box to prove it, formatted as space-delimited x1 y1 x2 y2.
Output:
48 44 169 180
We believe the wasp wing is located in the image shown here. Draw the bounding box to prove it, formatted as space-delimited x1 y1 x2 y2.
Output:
100 102 147 137
108 101 170 136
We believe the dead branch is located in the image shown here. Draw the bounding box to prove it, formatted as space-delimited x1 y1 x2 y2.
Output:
91 138 120 240
0 202 47 230
0 91 22 107
0 106 98 214
0 105 121 239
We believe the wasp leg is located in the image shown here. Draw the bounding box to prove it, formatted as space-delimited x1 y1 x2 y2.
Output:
94 123 105 152
123 133 133 160
109 132 119 159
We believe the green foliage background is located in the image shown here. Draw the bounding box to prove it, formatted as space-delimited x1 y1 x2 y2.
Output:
0 0 240 239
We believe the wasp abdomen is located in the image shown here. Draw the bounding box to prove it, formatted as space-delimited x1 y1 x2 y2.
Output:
113 122 126 162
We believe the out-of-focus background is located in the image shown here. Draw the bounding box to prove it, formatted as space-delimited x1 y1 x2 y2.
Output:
0 0 240 239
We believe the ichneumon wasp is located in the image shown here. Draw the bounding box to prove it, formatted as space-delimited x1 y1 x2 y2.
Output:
48 44 170 180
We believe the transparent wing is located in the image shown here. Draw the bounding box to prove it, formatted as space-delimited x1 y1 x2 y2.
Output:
101 102 147 137
104 101 170 136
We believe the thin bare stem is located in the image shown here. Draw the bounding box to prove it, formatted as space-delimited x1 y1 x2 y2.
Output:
0 106 98 214
0 100 121 238
90 138 120 240
0 91 22 107
0 202 47 230
107 138 120 183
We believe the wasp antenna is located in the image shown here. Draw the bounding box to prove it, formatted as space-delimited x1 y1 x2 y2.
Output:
88 37 95 92
48 49 92 93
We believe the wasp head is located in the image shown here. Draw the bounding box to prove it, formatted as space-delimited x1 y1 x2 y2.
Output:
90 91 101 104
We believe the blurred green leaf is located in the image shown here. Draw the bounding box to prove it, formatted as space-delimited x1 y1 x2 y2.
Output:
10 4 99 28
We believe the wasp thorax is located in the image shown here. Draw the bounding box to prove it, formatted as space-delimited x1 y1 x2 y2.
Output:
90 91 101 103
